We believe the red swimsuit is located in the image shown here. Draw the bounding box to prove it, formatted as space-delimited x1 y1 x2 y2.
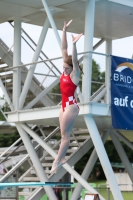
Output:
60 73 79 111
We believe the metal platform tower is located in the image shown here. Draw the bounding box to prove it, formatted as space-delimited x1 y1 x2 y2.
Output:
0 0 133 199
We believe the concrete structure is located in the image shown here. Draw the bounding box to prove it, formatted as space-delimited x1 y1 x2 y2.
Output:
0 0 133 200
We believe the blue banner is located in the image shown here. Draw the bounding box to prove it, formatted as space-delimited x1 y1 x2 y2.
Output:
111 55 133 130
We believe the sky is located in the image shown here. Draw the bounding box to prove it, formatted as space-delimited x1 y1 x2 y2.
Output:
0 22 133 97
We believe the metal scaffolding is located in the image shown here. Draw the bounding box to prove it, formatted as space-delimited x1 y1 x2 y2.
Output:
0 0 133 200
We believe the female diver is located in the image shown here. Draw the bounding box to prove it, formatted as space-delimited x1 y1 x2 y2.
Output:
50 20 83 173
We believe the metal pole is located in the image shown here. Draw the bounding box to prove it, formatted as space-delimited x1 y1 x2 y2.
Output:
20 123 105 200
13 18 21 110
6 51 109 71
108 187 110 200
41 0 61 47
9 22 60 75
19 17 50 109
106 40 112 54
0 138 21 159
79 39 105 64
105 39 112 104
76 86 84 103
113 130 133 150
71 131 109 200
16 124 57 200
84 115 124 200
110 131 133 182
93 38 105 51
82 0 95 102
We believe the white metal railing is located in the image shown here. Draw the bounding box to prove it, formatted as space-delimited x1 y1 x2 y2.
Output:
0 37 56 106
0 33 110 106
9 22 61 76
0 126 60 182
0 138 22 159
2 50 110 103
9 22 61 90
2 51 110 71
0 38 13 57
90 84 106 101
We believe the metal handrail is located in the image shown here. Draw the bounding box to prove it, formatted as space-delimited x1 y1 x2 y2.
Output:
0 137 22 159
0 125 85 183
9 22 61 76
90 84 105 101
0 39 13 57
3 51 110 71
71 131 81 148
0 37 54 102
0 126 60 182
0 142 23 164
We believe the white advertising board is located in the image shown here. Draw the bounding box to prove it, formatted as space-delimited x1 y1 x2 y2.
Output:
84 195 94 200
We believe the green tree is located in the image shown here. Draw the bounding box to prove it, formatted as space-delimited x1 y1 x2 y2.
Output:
0 131 20 147
0 103 19 147
0 111 5 120
91 60 105 94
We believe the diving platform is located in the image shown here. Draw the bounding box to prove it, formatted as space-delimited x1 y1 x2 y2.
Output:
7 102 133 142
7 102 111 128
0 1 133 200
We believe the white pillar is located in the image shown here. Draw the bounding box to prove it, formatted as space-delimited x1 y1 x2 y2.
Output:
13 19 21 110
84 115 124 200
82 0 95 102
16 124 57 200
105 39 112 104
19 17 50 109
110 131 133 182
71 132 109 200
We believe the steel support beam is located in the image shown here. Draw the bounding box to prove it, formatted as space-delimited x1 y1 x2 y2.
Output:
71 38 105 64
0 137 21 159
41 0 61 47
84 115 123 200
20 123 105 200
105 39 112 104
82 0 95 102
93 38 105 50
71 131 109 200
19 17 50 109
16 124 57 200
91 87 107 102
113 130 133 150
110 131 133 182
13 18 21 110
76 86 84 103
24 77 59 109
7 103 111 124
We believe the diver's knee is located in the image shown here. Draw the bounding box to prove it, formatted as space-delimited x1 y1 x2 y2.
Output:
61 132 70 141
